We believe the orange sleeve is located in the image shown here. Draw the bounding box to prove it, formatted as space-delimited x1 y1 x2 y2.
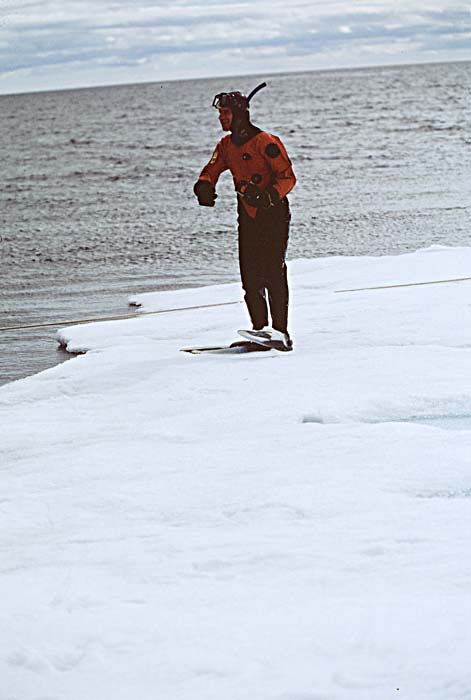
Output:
198 139 229 187
261 134 296 200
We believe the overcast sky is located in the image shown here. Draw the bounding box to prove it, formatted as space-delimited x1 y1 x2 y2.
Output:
0 0 470 94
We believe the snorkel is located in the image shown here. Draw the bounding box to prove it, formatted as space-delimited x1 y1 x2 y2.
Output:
246 82 267 104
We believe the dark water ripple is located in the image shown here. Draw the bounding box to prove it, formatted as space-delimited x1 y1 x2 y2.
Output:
1 61 470 384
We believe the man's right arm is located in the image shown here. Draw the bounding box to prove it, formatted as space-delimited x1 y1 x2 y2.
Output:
194 141 228 207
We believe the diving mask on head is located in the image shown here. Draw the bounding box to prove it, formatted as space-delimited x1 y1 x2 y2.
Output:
212 82 267 113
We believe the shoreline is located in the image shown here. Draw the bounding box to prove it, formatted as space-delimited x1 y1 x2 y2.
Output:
0 273 240 386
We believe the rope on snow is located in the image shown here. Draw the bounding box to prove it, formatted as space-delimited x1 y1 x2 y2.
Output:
335 276 471 294
3 276 471 331
0 301 242 332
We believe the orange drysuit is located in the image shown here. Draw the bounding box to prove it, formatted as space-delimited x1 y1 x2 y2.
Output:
198 130 296 217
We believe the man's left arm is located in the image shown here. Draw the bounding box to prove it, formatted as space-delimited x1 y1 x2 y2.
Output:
241 135 296 209
263 135 296 202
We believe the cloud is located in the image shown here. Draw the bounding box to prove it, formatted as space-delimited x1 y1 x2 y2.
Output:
0 0 470 93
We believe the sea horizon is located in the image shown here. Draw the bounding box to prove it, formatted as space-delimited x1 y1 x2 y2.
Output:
1 56 470 98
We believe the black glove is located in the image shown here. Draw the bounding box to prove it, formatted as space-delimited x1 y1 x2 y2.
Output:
239 182 279 208
194 180 217 207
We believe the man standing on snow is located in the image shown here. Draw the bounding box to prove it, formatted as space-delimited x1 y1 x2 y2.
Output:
193 83 296 351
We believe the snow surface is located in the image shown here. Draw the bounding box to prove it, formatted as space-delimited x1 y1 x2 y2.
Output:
1 246 471 700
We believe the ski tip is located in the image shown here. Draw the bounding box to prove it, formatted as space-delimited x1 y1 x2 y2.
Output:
180 340 272 354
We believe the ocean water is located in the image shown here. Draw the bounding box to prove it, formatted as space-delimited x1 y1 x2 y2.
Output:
1 61 470 385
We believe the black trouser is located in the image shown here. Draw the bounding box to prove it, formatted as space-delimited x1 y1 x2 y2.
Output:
238 198 290 333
